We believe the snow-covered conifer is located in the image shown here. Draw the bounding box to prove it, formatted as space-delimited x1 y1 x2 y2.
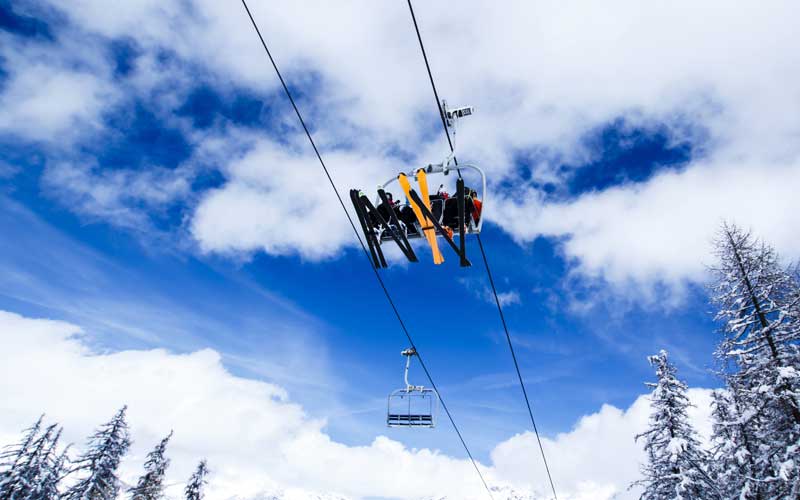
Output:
710 223 800 496
63 406 131 500
708 388 763 499
128 431 172 500
1 422 62 500
634 351 719 500
184 460 208 500
0 417 48 499
28 443 69 500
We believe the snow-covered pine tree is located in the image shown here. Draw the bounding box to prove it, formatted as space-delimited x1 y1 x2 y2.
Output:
0 416 43 499
23 426 68 500
28 443 69 500
634 351 719 500
710 223 800 496
0 422 61 500
184 460 208 500
128 431 172 500
63 406 131 500
0 417 53 500
708 388 762 500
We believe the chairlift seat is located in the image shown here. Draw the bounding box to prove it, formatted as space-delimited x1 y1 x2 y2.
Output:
387 388 438 428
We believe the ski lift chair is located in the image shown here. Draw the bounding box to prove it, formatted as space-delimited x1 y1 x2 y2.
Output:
377 162 486 242
348 100 481 268
387 348 439 428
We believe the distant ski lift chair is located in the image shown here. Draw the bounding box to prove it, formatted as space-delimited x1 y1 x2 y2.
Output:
387 348 439 428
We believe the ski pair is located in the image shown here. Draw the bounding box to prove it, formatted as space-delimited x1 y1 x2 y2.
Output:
398 170 471 267
349 189 418 269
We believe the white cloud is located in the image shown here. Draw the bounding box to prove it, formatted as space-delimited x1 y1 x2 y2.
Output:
41 162 192 231
492 388 715 499
494 290 521 307
190 138 406 259
0 21 119 144
0 309 715 500
492 159 800 295
4 0 800 291
0 63 115 142
458 277 522 308
0 309 488 499
48 0 797 163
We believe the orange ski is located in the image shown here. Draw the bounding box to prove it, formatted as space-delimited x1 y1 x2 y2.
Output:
398 173 444 264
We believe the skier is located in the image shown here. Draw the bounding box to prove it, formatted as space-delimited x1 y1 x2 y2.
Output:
470 188 482 224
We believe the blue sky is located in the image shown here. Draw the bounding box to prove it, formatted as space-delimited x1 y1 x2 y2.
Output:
1 1 799 499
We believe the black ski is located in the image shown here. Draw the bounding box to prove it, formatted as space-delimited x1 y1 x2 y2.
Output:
376 189 418 262
350 189 386 269
407 188 471 267
361 194 418 263
456 178 469 267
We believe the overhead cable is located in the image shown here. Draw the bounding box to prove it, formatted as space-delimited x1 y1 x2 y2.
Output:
239 2 495 498
405 1 559 498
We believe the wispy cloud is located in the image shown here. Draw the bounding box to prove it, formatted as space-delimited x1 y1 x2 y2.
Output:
41 162 192 233
0 162 19 179
458 277 523 308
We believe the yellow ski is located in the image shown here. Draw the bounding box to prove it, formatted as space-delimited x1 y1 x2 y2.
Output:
414 169 445 264
398 173 444 264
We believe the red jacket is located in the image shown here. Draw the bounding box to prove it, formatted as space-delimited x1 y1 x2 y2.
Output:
472 198 483 224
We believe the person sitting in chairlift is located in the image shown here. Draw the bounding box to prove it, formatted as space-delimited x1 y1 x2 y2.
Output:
470 188 482 224
377 192 397 223
380 191 419 236
398 203 419 235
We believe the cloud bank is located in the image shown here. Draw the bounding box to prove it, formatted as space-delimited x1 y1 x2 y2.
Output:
0 309 714 499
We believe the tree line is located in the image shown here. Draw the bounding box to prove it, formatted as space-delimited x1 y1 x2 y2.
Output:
0 407 209 500
635 223 800 499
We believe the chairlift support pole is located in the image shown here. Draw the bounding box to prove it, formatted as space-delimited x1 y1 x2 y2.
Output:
402 347 421 391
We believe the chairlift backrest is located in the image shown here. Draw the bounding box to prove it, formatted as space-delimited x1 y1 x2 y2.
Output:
387 388 438 428
442 196 475 230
